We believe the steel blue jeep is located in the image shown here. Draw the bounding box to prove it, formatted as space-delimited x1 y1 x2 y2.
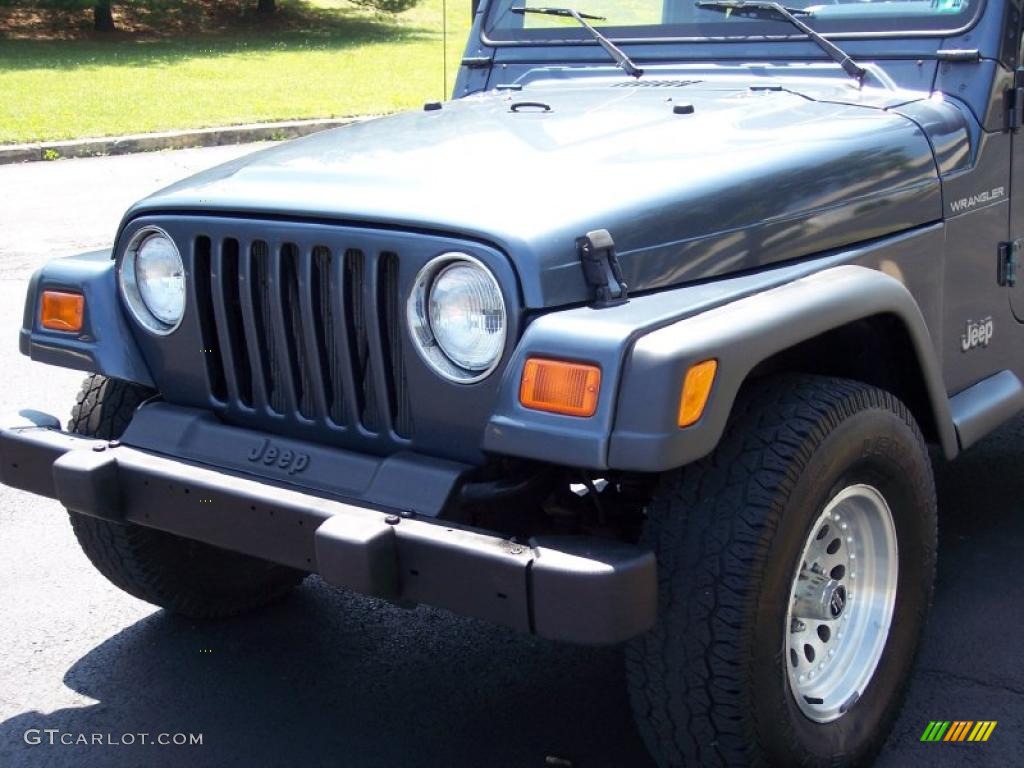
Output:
4 0 1024 764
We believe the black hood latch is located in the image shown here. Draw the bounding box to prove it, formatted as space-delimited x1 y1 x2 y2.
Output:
577 229 629 308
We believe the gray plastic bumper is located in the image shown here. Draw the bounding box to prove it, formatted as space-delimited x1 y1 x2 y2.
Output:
0 411 656 645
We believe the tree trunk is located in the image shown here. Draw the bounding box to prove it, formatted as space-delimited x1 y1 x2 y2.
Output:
257 0 276 14
94 2 115 32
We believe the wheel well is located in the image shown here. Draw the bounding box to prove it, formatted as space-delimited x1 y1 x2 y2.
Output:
747 313 941 445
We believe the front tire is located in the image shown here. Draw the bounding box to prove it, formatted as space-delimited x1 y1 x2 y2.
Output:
67 375 306 618
626 375 937 767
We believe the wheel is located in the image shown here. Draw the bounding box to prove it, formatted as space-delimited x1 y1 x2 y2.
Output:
626 375 937 767
66 374 306 618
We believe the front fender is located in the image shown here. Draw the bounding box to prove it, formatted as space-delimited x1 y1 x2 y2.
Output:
484 262 956 471
609 265 957 471
19 250 154 388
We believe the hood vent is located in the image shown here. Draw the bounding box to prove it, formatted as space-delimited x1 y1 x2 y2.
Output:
610 79 700 88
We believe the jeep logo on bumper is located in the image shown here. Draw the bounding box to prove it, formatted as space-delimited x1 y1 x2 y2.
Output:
247 439 310 475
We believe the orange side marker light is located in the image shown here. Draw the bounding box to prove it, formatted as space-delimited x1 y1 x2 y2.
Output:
678 359 718 428
40 291 85 332
520 358 601 417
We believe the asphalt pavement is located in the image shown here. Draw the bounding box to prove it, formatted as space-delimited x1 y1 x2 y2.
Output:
0 148 1021 768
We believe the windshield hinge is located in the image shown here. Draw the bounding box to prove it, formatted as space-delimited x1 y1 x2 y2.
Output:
1005 69 1024 132
577 229 629 307
998 239 1021 286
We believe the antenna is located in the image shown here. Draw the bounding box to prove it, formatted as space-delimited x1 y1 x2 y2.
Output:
442 0 448 99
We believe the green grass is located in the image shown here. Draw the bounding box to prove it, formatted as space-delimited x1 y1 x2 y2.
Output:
0 0 471 144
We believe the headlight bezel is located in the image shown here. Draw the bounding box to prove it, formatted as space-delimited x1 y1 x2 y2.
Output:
118 226 186 336
407 252 507 384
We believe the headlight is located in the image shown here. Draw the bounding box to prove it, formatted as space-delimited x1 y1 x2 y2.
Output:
119 227 185 334
407 253 506 383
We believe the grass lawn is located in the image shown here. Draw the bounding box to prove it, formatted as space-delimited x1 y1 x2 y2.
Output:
0 0 471 144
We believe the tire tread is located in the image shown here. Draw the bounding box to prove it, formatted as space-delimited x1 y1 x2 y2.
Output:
67 375 304 619
626 375 936 768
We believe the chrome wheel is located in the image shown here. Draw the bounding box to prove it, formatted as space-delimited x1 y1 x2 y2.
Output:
785 484 898 722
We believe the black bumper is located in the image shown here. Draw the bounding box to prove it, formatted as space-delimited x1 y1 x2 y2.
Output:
0 410 656 645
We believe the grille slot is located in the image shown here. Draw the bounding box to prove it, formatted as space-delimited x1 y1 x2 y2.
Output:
379 252 412 437
280 243 312 419
345 250 376 430
249 240 283 412
192 236 226 402
310 246 340 423
218 238 253 407
198 238 410 441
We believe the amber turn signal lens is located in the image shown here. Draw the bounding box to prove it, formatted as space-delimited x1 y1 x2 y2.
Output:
519 358 601 417
40 291 85 332
678 359 718 428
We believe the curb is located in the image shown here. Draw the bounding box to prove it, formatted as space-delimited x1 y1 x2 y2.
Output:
0 117 368 166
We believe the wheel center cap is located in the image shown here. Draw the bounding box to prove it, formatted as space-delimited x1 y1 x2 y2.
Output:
793 571 847 621
829 584 847 619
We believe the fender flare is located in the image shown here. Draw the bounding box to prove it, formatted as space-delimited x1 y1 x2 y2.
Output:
19 250 155 389
608 265 957 471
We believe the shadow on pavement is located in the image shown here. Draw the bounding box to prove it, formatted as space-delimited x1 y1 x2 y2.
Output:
0 582 651 768
4 419 1024 768
875 416 1024 767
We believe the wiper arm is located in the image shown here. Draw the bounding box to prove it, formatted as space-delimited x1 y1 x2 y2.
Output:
513 6 643 78
696 0 865 83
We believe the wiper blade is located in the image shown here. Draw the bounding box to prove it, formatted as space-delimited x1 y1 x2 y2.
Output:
513 6 644 78
696 0 865 83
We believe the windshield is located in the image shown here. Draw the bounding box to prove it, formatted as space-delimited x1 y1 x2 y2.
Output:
484 0 978 42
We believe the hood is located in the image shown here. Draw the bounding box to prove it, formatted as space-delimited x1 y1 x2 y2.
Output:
127 77 945 307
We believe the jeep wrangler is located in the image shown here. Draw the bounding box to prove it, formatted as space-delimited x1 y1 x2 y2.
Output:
4 0 1024 764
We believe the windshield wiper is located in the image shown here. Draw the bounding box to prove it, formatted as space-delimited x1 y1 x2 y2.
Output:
696 0 865 83
512 6 644 78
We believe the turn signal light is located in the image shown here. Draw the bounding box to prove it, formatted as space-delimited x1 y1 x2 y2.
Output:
678 359 718 428
519 358 601 417
40 291 85 332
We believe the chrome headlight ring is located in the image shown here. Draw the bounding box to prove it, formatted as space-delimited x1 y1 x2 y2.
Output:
406 252 507 384
118 226 186 336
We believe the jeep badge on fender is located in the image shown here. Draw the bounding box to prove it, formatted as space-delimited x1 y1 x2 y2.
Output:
961 317 995 352
3 1 1024 766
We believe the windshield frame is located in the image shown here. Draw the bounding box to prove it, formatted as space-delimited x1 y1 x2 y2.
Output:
480 0 987 46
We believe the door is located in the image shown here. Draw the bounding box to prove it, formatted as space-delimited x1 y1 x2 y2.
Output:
1010 18 1024 320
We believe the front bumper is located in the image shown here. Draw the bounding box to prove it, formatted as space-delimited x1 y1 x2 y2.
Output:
0 410 656 645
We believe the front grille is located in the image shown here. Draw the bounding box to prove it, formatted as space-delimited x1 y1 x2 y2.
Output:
195 236 412 440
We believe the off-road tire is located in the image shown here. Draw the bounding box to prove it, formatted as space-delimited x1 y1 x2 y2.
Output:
626 375 937 767
67 374 306 618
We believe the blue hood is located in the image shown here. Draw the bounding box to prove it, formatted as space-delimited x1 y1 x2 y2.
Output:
125 76 948 307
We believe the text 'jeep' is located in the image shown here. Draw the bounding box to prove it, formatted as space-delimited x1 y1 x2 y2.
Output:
4 0 1024 764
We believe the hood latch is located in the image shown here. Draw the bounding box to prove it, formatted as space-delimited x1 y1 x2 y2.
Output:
577 229 629 307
